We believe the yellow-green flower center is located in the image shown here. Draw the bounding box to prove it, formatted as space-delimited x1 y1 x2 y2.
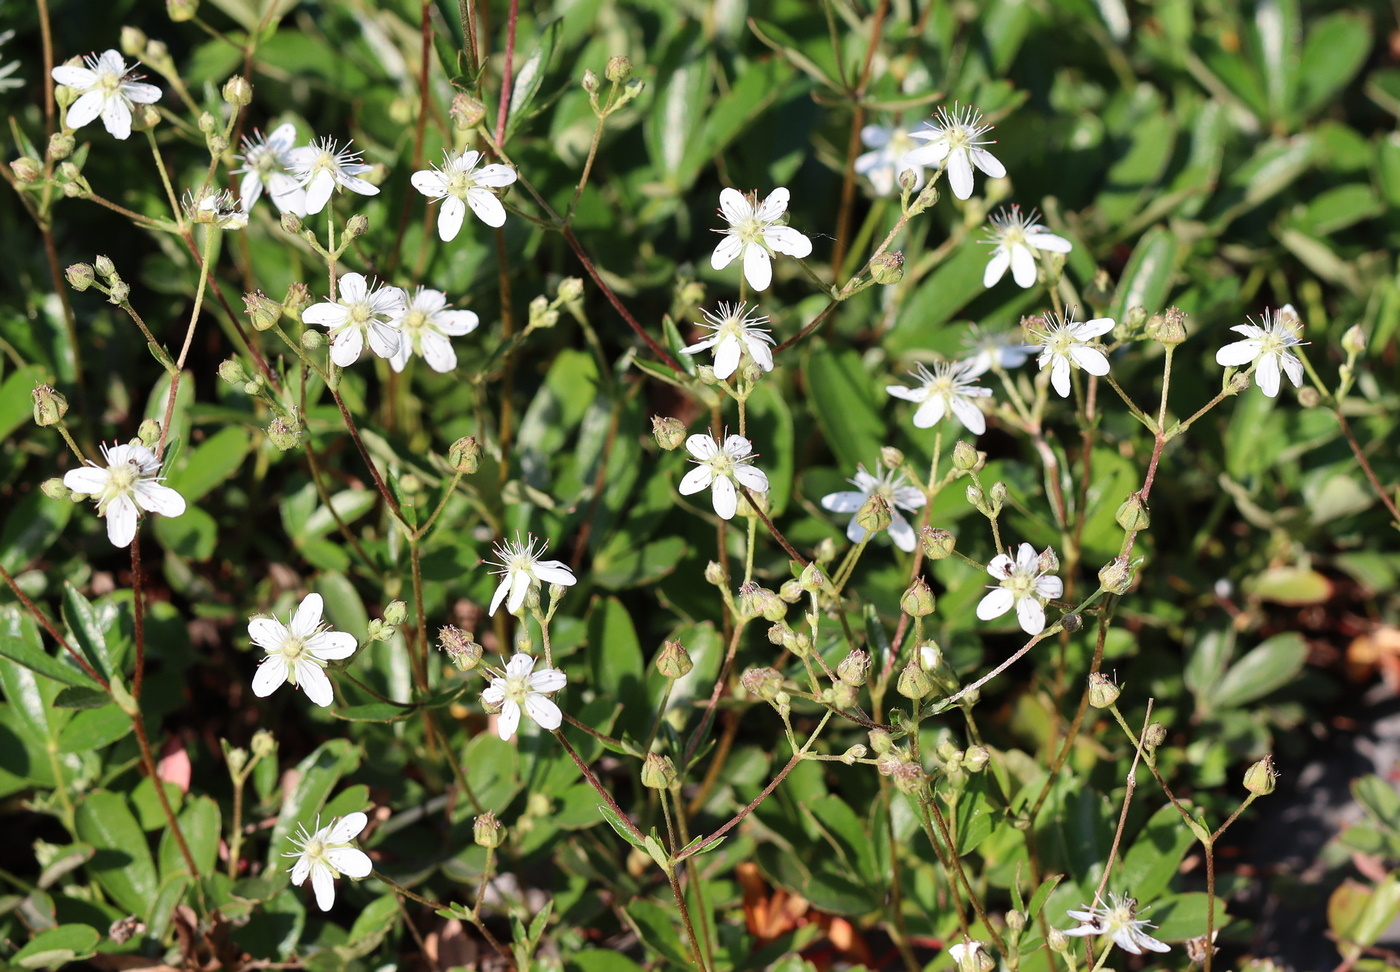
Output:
735 215 766 246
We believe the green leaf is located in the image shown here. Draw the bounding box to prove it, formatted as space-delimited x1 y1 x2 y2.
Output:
569 951 647 972
160 794 221 880
265 739 361 871
55 703 131 753
0 485 72 575
62 584 116 683
1211 632 1308 709
12 924 101 968
625 898 693 968
597 803 644 848
1119 803 1197 905
1355 775 1400 834
73 790 158 920
1245 565 1333 605
1110 227 1178 321
592 535 687 589
332 703 415 722
804 345 885 474
155 505 219 561
1150 891 1216 942
0 364 45 445
1298 12 1372 118
677 57 797 190
0 605 100 689
164 425 252 503
587 596 646 738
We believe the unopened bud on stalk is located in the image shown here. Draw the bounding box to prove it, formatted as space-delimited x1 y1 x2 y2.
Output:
224 745 248 776
1143 722 1167 750
528 295 558 329
740 667 783 702
345 214 369 238
1342 324 1367 356
107 279 130 304
1060 612 1082 633
41 478 72 500
920 527 955 560
988 481 1008 515
438 625 483 671
951 440 981 471
919 642 942 672
741 361 765 384
1145 306 1188 346
900 577 936 617
1037 546 1060 574
799 562 826 594
868 729 893 755
695 364 718 385
1098 556 1133 594
779 579 804 603
11 156 41 182
837 649 870 687
855 493 892 535
94 255 117 279
32 385 68 427
447 436 479 474
1047 928 1070 954
1115 494 1150 532
450 92 487 129
556 277 584 304
65 263 95 291
605 55 633 83
617 78 646 106
222 75 253 107
892 761 927 795
656 640 692 679
1087 672 1120 709
1244 754 1277 795
641 753 677 790
1123 306 1147 330
281 281 311 320
49 131 76 161
870 250 904 285
280 211 302 234
880 446 903 469
966 482 988 515
137 419 160 447
250 729 276 759
754 586 787 622
166 0 198 21
120 27 148 56
841 744 867 764
897 658 933 701
964 745 990 773
244 291 280 331
300 329 325 351
381 600 407 626
703 561 725 586
1298 386 1321 408
1006 910 1027 934
582 69 601 93
197 112 218 135
897 168 919 193
474 811 503 848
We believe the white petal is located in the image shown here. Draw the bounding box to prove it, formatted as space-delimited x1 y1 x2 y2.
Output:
742 245 772 292
325 846 372 879
987 553 1015 578
888 513 916 552
764 225 812 258
504 654 535 679
1027 231 1072 253
712 335 741 379
326 811 368 843
329 327 365 367
911 396 947 429
1077 317 1116 339
248 617 288 650
506 569 532 614
685 434 718 460
291 593 324 637
122 82 162 104
410 169 449 198
524 694 562 731
983 249 1010 288
946 151 974 199
977 588 1015 620
950 396 987 435
466 187 506 227
303 171 336 214
65 90 105 130
885 383 925 403
528 667 567 693
105 496 138 547
1256 355 1281 397
1010 244 1038 289
99 97 133 140
902 142 948 168
757 187 790 221
971 147 1006 178
480 680 505 705
289 853 311 886
488 577 511 616
1215 339 1259 367
1050 357 1072 397
310 863 336 910
711 234 742 270
52 66 96 89
533 561 576 587
678 465 714 495
366 322 402 360
1015 597 1046 635
308 631 357 661
1036 574 1064 599
474 164 517 188
251 656 289 697
821 490 866 513
745 336 774 372
437 196 466 241
337 175 379 197
718 188 750 225
63 466 109 496
1280 352 1303 388
301 302 348 328
134 482 185 518
296 662 334 707
496 700 521 740
733 464 768 491
711 476 737 519
893 486 926 510
721 434 753 458
433 309 479 336
1068 345 1110 376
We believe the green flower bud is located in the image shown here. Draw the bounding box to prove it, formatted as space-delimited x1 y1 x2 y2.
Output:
656 639 693 679
879 446 904 469
557 276 584 304
704 561 725 586
920 526 955 560
1115 493 1150 532
48 131 75 162
814 537 838 564
1298 386 1322 408
528 294 558 329
799 562 826 594
11 156 42 182
897 658 933 701
836 649 870 687
1087 672 1120 709
106 278 130 304
897 168 918 193
243 291 280 332
448 436 480 474
63 263 94 292
988 481 1008 515
605 55 633 83
474 811 504 848
31 385 68 427
438 625 482 671
870 250 904 285
266 415 302 451
1098 556 1133 594
280 211 303 234
1244 754 1277 795
94 255 117 279
1123 306 1147 330
250 729 276 759
221 74 253 106
778 579 804 603
617 78 646 106
224 745 249 776
582 69 601 93
137 419 160 447
167 0 198 21
1006 910 1027 934
964 745 990 773
951 439 983 471
41 477 73 500
1142 722 1167 751
892 761 927 796
840 744 867 764
739 666 782 702
1342 324 1367 356
450 92 487 129
197 111 218 135
855 493 893 535
119 27 148 57
868 728 893 754
300 329 325 351
651 415 686 451
641 753 677 790
900 577 936 617
1145 306 1188 346
382 600 408 626
966 482 989 515
1047 928 1070 954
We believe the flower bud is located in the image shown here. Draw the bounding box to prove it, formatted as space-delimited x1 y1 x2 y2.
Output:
754 586 786 622
1087 672 1120 709
106 279 130 304
778 579 804 603
1298 386 1321 408
1037 546 1060 574
41 477 72 500
120 27 148 56
64 262 95 291
814 537 838 563
695 364 718 385
243 290 280 332
897 658 932 701
438 625 482 670
198 111 218 135
900 577 936 617
528 295 558 329
855 493 892 535
741 361 765 383
381 600 407 626
450 92 487 129
300 329 325 351
964 745 990 773
920 527 955 560
651 415 686 451
836 649 870 687
841 744 867 764
1123 306 1147 330
222 74 253 106
799 562 826 594
31 385 68 427
137 419 160 447
1059 612 1082 633
739 666 782 701
280 211 303 234
1142 722 1167 750
448 436 480 474
224 745 249 776
951 439 983 472
167 0 198 21
651 639 693 680
868 728 893 754
896 168 918 193
605 55 633 83
966 482 988 515
618 77 646 106
1145 306 1188 346
892 761 927 796
703 561 725 586
250 729 276 759
919 642 941 672
879 446 904 470
1047 928 1070 954
474 811 504 848
988 481 1008 515
557 276 584 303
951 939 995 972
11 156 42 182
641 753 677 790
1098 556 1133 594
582 69 601 93
94 255 117 279
1115 494 1150 532
1342 324 1366 356
1006 910 1027 934
1244 754 1277 795
870 250 904 285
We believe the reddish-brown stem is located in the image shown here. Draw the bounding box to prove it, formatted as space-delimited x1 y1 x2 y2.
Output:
676 750 801 862
132 714 199 877
561 227 682 371
555 730 646 842
1335 409 1400 525
737 485 807 566
329 385 405 520
389 0 436 275
493 0 519 148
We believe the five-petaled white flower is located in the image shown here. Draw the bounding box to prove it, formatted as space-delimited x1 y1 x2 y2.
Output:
679 433 770 520
710 187 813 293
887 360 993 435
286 137 378 215
249 593 357 707
681 302 775 380
821 464 927 552
487 535 578 617
1030 311 1115 398
63 442 186 548
481 653 567 741
976 542 1063 635
410 149 517 238
982 206 1072 289
302 272 406 368
1214 305 1306 398
901 105 1006 200
962 324 1036 373
1062 893 1171 955
285 811 373 911
234 122 306 215
387 287 478 373
52 50 161 141
855 124 925 196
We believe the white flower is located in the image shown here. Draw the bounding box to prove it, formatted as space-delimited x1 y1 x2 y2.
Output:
1030 311 1116 398
387 287 478 373
192 189 248 230
63 442 186 548
1062 894 1170 955
249 593 357 707
234 122 306 215
680 302 775 380
886 360 993 435
285 137 379 215
710 187 813 292
901 105 1006 200
976 543 1063 635
302 272 406 368
821 464 926 552
982 206 1072 288
854 124 925 196
487 534 578 617
480 653 567 741
678 433 770 520
285 811 373 911
51 50 162 141
962 324 1036 372
1214 305 1306 398
410 149 517 237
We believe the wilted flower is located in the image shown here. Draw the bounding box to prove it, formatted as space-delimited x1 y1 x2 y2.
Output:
886 360 992 435
285 811 373 911
710 187 812 292
678 432 769 520
982 206 1072 288
52 50 161 140
901 105 1006 200
286 137 378 214
387 287 479 373
1029 311 1115 398
1214 305 1306 398
821 464 926 552
1062 893 1170 955
302 273 405 367
249 593 357 707
410 149 517 237
976 542 1063 635
487 534 577 617
680 302 775 380
480 653 567 740
63 442 185 548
